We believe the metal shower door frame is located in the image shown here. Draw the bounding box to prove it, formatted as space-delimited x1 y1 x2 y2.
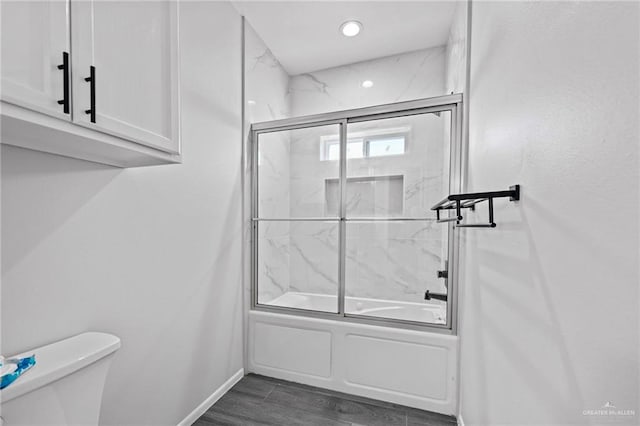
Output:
250 93 464 334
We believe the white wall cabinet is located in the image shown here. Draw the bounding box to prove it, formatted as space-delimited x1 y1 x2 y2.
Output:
71 0 180 154
0 0 181 167
0 1 71 121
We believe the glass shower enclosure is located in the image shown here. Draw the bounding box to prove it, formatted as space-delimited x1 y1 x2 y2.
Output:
251 94 463 330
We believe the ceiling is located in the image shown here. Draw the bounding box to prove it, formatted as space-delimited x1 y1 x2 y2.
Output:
234 1 458 75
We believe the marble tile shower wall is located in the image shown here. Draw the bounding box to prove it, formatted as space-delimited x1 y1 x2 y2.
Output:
289 47 446 116
286 47 450 303
287 117 449 303
244 23 291 304
246 21 464 305
445 1 468 94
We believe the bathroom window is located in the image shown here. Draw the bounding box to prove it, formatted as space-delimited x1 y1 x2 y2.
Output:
321 127 408 161
325 138 364 161
366 136 406 157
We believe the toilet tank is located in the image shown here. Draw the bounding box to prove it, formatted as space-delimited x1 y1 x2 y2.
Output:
0 332 121 426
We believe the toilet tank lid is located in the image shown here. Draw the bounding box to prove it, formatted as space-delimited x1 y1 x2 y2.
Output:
0 332 121 403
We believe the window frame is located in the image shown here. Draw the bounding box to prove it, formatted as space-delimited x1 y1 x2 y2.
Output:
320 126 409 161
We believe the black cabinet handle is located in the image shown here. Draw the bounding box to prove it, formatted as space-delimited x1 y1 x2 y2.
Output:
84 66 96 123
56 52 70 114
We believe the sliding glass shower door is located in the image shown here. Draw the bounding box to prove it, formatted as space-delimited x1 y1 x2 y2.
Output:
255 123 342 313
343 112 451 324
252 95 462 329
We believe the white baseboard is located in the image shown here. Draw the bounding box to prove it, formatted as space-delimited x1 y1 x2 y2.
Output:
177 368 244 426
458 413 465 426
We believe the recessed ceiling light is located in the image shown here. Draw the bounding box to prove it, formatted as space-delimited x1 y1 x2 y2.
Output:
361 80 373 88
247 100 256 105
340 20 362 37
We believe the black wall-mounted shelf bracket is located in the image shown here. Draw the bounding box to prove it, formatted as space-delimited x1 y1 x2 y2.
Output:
431 185 520 228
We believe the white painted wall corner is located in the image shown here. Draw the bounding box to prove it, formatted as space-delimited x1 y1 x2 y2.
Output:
177 369 244 426
457 413 465 426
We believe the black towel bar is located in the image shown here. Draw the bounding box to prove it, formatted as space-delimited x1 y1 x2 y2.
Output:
431 185 520 229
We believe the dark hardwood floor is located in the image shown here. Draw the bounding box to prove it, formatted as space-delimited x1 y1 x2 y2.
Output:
193 374 457 426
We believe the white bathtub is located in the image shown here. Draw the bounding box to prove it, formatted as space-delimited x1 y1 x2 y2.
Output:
266 292 447 324
248 292 458 415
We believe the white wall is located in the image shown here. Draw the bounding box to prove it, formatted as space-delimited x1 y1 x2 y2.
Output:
1 2 244 425
459 1 639 424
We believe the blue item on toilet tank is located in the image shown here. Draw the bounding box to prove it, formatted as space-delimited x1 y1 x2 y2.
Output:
0 355 36 390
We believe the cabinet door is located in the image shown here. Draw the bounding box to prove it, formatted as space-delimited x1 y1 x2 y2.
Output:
71 0 180 154
0 0 71 120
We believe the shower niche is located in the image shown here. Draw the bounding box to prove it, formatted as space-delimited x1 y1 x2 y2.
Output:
324 175 404 217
